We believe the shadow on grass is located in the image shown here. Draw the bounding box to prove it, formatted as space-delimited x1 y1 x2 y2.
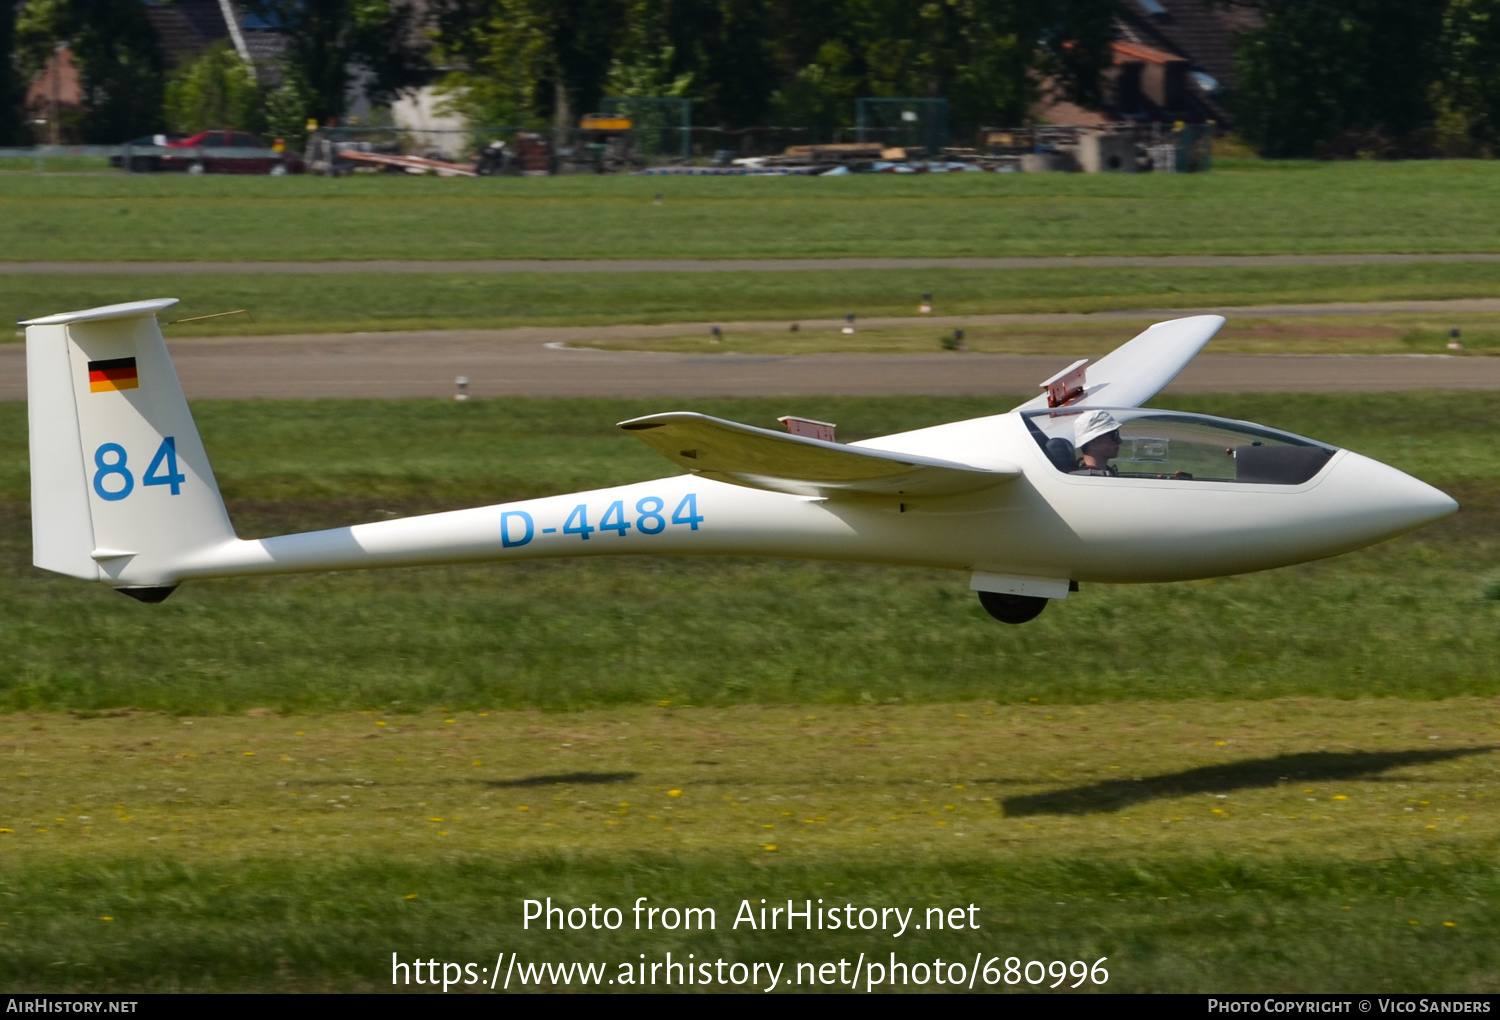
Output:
485 771 639 788
1000 746 1495 817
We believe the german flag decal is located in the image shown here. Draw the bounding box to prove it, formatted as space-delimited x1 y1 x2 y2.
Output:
88 357 139 393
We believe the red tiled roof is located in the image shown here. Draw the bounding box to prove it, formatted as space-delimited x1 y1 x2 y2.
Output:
1112 39 1185 65
1116 0 1261 87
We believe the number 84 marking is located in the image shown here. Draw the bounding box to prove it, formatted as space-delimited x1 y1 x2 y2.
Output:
92 438 185 502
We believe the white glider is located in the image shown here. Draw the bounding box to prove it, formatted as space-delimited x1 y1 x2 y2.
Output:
24 299 1457 623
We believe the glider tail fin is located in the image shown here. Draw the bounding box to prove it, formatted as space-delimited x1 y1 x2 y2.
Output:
24 299 236 599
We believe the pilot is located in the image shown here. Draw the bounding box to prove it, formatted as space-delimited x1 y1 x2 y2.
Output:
1072 410 1122 476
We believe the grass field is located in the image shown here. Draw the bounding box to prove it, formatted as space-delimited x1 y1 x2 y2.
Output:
0 157 114 173
1 700 1496 991
5 150 1500 998
1 393 1497 991
1 394 1497 713
5 161 1500 341
3 161 1500 262
5 262 1500 341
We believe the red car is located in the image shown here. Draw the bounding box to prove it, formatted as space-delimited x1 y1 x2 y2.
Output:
160 130 305 174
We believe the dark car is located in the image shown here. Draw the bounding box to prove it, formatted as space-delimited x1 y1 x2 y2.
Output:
108 134 185 172
159 130 305 174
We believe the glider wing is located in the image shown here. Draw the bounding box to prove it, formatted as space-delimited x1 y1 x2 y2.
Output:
619 412 1020 497
1011 314 1226 412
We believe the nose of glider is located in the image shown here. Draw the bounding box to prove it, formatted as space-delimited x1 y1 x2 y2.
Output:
1324 451 1458 542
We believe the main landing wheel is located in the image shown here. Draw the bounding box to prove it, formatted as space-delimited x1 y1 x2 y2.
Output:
977 591 1048 624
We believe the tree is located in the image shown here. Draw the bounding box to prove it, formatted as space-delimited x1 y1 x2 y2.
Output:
766 0 1119 139
0 0 27 144
769 39 860 139
163 41 265 134
435 0 649 127
261 64 319 146
433 0 1120 136
604 0 692 99
1036 0 1119 113
16 0 164 142
162 39 319 145
656 0 776 126
433 0 558 126
1435 0 1500 153
1229 0 1448 158
244 0 431 124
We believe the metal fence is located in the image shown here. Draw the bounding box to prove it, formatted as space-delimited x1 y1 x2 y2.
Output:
0 121 1217 174
856 98 950 153
599 97 692 161
0 144 294 173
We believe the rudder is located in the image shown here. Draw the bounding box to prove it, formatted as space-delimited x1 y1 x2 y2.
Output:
24 298 235 595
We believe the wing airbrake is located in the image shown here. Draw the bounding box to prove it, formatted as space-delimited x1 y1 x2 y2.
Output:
619 412 1020 497
1011 314 1225 412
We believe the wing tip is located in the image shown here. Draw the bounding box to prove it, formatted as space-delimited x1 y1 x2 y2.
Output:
1147 312 1226 332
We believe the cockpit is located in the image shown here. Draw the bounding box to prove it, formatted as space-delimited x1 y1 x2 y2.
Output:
1023 408 1338 485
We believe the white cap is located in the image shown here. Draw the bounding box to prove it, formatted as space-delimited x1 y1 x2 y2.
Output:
1074 409 1122 450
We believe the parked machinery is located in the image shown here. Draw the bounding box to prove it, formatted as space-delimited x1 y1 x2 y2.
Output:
472 132 558 176
556 115 645 174
473 140 512 176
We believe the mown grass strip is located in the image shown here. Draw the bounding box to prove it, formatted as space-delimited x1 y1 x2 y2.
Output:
3 161 1500 262
0 395 1495 712
5 261 1500 340
1 695 1496 992
2 391 1496 994
2 853 1496 992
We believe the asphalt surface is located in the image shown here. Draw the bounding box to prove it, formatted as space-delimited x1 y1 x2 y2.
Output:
3 253 1500 275
7 302 1500 401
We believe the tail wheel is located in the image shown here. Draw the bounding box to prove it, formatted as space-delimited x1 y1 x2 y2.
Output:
977 591 1048 624
115 586 178 604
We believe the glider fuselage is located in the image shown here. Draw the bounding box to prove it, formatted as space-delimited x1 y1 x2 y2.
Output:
165 409 1454 591
23 299 1457 612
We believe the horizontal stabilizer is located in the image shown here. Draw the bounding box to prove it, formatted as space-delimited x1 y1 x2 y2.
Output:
1012 314 1225 412
619 412 1020 497
20 297 180 327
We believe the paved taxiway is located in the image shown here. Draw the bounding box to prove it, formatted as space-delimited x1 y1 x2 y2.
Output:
6 302 1500 400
